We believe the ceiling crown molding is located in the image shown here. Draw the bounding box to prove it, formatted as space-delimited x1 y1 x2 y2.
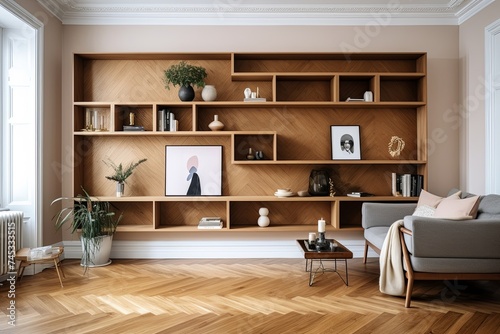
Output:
36 0 493 26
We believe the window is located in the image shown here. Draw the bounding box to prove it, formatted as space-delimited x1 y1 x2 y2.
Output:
485 19 500 194
1 2 43 248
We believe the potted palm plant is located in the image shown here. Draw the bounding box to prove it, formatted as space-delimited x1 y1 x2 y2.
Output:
103 158 147 197
52 188 123 272
164 61 207 101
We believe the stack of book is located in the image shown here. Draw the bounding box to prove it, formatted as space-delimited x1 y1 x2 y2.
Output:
347 192 374 197
392 173 424 197
198 217 223 229
157 109 178 131
123 125 144 131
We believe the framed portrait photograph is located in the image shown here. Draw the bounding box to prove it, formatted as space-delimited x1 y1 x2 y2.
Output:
165 145 222 196
331 125 361 160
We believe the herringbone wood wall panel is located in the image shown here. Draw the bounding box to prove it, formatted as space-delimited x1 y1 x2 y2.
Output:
72 53 427 231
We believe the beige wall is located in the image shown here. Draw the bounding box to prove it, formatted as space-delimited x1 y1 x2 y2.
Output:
5 2 464 244
459 1 500 195
59 24 460 241
15 0 63 245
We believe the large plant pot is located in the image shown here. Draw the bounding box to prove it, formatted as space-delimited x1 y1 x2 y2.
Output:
178 85 195 101
81 235 113 267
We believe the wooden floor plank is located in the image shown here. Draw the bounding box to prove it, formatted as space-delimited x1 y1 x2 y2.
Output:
1 258 499 333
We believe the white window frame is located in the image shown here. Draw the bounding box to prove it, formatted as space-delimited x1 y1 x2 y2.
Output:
485 19 500 194
0 0 43 247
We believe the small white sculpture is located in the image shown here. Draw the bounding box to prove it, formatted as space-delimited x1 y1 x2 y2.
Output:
258 207 270 227
244 87 252 99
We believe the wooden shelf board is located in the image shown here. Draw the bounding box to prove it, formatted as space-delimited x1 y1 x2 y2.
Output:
154 226 231 232
233 160 426 165
232 52 426 61
231 73 274 81
74 101 425 108
94 195 417 203
116 225 344 232
74 102 113 107
335 196 418 201
380 73 426 79
227 225 339 232
116 225 156 232
196 101 425 108
74 131 231 137
77 52 231 61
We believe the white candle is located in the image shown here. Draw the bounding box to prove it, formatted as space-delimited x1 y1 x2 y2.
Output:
308 232 316 243
318 218 326 233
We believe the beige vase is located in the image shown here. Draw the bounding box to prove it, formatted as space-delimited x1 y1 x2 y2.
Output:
208 115 224 131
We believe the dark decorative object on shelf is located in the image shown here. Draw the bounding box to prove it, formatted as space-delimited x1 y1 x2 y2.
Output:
308 170 330 196
178 85 195 102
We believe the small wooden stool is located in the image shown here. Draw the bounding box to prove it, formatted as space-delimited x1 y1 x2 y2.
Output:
15 246 65 287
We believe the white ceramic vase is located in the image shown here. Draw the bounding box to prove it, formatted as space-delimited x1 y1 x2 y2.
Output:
116 182 124 197
202 85 217 101
258 207 270 227
208 115 224 131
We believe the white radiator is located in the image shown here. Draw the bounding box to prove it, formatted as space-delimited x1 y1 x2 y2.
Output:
0 211 23 275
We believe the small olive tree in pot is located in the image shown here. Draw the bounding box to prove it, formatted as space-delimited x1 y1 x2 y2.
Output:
163 61 207 101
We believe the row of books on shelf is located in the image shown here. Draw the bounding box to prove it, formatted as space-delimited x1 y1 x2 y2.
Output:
198 217 223 229
157 109 178 132
392 173 424 197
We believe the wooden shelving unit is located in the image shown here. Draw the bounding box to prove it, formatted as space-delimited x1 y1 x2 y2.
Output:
72 52 427 232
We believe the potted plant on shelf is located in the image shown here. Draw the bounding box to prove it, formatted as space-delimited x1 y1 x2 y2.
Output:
52 188 123 272
103 158 147 197
163 61 207 101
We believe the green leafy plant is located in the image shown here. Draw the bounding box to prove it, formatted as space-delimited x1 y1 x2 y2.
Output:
103 158 147 184
52 188 122 272
163 61 207 89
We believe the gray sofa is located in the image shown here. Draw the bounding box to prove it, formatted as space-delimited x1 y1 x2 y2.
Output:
362 190 500 307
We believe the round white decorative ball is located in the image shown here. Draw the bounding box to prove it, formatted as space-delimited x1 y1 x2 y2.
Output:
259 207 269 216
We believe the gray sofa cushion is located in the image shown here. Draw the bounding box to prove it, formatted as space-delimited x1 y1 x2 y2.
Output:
403 216 500 258
477 194 500 219
410 257 500 273
364 226 389 251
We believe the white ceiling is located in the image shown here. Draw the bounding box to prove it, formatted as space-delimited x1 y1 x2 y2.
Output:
36 0 493 25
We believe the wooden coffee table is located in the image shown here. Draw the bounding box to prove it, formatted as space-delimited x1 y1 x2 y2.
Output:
297 239 353 286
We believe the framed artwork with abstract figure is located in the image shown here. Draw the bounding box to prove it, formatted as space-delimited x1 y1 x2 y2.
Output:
165 145 222 196
331 125 361 160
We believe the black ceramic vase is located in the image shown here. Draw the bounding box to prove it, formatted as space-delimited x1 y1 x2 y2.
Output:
308 170 330 196
178 85 195 101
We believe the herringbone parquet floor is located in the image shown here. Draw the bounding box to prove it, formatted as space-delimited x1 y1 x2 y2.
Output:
1 258 499 333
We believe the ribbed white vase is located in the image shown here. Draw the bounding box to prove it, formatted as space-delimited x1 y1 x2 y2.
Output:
202 85 217 101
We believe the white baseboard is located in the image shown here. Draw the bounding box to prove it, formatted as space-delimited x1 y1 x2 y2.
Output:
1 240 379 280
62 239 379 260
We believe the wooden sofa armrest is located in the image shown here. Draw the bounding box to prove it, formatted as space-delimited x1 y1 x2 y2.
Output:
400 227 412 236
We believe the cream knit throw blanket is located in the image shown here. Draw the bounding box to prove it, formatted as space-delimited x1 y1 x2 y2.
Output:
379 219 406 296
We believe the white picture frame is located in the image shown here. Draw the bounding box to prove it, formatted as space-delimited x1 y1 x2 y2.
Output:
331 125 361 160
165 145 222 196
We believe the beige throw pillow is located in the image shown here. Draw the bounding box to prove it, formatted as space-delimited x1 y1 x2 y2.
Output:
415 189 461 209
433 195 480 220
